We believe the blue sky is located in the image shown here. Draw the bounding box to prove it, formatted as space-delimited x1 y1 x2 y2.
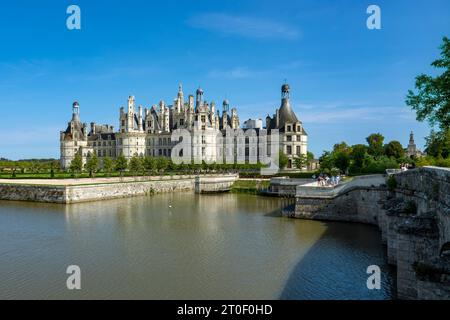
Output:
0 0 449 159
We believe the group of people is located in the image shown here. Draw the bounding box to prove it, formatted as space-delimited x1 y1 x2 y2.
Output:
312 174 341 187
400 163 415 172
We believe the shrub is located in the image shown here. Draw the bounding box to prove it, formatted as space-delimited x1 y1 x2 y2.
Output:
387 175 397 191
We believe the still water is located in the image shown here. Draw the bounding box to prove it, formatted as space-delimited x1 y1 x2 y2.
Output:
0 193 395 300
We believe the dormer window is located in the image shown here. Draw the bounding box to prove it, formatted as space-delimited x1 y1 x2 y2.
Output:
287 125 291 132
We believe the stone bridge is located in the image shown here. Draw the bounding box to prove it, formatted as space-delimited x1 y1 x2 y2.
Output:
290 167 450 300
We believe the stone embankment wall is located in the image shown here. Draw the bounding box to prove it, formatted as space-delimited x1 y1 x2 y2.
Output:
292 167 450 300
195 175 239 193
0 175 238 204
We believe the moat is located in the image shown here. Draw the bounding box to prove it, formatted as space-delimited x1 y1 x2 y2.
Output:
0 193 395 300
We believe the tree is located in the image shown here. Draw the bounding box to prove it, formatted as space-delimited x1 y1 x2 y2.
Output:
406 37 450 131
350 144 368 169
294 154 308 171
115 154 128 176
384 141 405 159
103 156 114 177
319 151 334 171
425 129 450 158
156 157 169 173
144 156 157 175
278 150 289 170
50 162 55 178
366 133 385 157
69 153 83 176
85 153 99 178
129 155 144 175
333 151 351 173
333 142 351 154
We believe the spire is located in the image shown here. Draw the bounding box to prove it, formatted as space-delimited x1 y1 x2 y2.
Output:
72 101 80 114
281 82 290 100
196 86 204 108
72 101 81 122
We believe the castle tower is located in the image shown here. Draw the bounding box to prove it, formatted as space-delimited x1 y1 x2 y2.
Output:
221 100 229 129
407 131 418 158
178 84 184 112
60 101 91 170
127 96 135 131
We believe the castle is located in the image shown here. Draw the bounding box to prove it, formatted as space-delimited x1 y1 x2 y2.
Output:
60 84 308 170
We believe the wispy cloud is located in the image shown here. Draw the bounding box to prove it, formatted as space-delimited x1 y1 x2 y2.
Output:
299 104 416 124
187 13 300 40
207 60 306 80
208 67 266 79
239 100 416 124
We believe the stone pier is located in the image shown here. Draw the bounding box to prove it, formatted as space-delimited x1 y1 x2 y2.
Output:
0 174 238 204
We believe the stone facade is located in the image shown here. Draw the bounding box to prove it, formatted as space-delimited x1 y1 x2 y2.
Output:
60 86 241 169
60 84 309 171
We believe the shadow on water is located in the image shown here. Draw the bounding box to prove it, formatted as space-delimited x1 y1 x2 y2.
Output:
279 221 397 300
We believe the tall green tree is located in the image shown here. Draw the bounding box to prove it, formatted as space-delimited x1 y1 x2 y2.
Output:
294 154 308 171
350 144 368 169
278 150 289 170
129 155 144 175
333 151 351 173
115 154 128 176
319 151 334 171
384 141 405 159
69 153 83 176
103 156 114 177
156 157 169 173
366 133 385 157
85 153 99 178
144 156 157 175
425 129 450 158
406 37 450 131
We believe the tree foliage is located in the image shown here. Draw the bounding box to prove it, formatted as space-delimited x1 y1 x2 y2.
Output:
129 155 144 175
278 150 289 170
85 153 99 177
406 37 450 131
115 154 128 175
103 156 114 176
69 153 83 174
366 133 385 157
384 141 405 159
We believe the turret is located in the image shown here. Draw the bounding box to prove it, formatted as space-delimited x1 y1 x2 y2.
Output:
138 105 143 132
127 96 135 131
196 87 204 109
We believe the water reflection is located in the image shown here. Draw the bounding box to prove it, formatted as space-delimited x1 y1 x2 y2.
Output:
0 194 394 300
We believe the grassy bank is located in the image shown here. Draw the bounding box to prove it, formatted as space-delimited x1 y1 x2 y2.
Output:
230 180 270 194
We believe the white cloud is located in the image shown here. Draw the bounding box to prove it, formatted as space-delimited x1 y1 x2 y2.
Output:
207 67 266 79
187 13 300 40
238 100 417 125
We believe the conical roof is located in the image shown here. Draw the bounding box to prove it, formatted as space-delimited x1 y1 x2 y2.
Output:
278 98 299 127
